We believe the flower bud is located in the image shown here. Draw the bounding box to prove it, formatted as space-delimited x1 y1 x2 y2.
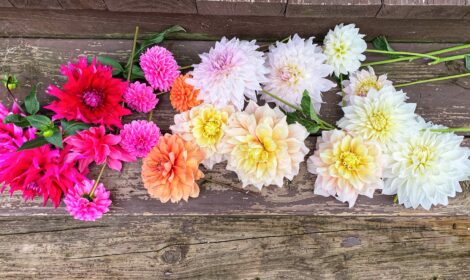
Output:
42 129 54 138
2 74 18 91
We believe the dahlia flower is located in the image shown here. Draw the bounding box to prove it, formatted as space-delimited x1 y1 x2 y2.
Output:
383 127 470 210
0 145 85 207
45 57 131 129
220 101 309 189
323 23 367 77
120 120 161 158
337 86 418 150
65 125 136 174
140 46 180 91
170 104 235 169
123 81 158 113
170 74 202 112
187 37 268 110
141 134 205 203
64 179 111 221
307 130 384 207
341 66 393 105
262 34 335 112
0 102 36 154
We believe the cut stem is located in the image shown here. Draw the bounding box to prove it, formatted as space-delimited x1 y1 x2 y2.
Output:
430 127 470 133
339 74 345 107
394 73 470 88
89 163 107 197
365 49 439 60
261 89 302 112
180 65 193 70
126 26 140 81
428 54 468 65
148 110 153 122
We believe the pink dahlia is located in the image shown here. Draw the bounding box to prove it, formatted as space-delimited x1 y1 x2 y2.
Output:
0 145 85 207
64 179 111 221
120 120 160 158
65 125 136 174
45 57 131 129
0 102 36 154
140 46 180 91
123 81 158 113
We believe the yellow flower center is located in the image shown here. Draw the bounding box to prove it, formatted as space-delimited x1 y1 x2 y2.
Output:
340 151 361 171
407 144 435 172
192 107 228 148
368 111 389 132
279 64 303 86
355 79 380 96
334 41 349 58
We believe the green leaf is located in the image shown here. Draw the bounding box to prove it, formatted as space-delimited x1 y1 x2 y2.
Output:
61 120 90 137
300 91 312 117
25 84 40 115
126 65 146 81
465 55 470 72
26 115 52 130
18 137 48 151
3 114 30 127
88 56 124 75
45 127 63 148
372 35 399 58
136 25 186 57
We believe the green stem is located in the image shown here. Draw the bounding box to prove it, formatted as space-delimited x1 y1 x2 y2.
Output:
89 163 107 198
180 65 193 70
430 127 470 133
126 26 140 81
148 110 153 122
365 49 439 60
394 73 470 88
261 89 302 112
428 54 468 65
339 74 345 107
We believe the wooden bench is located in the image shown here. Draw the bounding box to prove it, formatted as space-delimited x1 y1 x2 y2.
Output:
0 1 469 279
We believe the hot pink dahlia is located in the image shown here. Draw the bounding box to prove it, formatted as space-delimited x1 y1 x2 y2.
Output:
140 46 180 91
45 57 131 129
0 145 85 207
64 179 111 221
65 125 136 174
0 102 36 154
123 81 159 113
120 120 160 158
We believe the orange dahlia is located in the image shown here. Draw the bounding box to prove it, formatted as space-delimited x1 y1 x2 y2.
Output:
141 134 205 203
170 74 202 112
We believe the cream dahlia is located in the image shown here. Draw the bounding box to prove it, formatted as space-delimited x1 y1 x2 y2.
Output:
307 130 384 207
187 37 268 110
262 34 335 112
220 101 309 189
323 23 367 77
342 66 393 105
337 86 418 149
170 104 235 169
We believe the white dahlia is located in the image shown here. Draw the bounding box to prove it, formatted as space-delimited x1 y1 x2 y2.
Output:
323 23 367 77
187 37 268 110
262 34 335 112
383 127 470 210
337 86 418 150
220 101 309 189
341 66 393 105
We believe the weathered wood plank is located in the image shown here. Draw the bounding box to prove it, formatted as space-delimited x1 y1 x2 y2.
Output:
0 215 468 279
196 0 287 16
103 0 197 14
8 0 62 9
0 0 12 7
286 0 382 18
58 0 107 10
377 0 470 19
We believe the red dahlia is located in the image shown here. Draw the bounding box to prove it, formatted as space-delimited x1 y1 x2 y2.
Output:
46 57 131 129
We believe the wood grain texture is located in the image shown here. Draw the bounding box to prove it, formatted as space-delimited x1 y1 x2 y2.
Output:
103 0 197 14
286 0 382 18
0 215 468 279
196 0 287 16
58 0 107 10
377 0 470 19
8 0 62 9
0 0 12 7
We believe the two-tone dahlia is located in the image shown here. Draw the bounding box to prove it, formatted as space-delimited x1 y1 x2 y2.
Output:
341 66 393 105
64 179 111 221
187 37 268 110
323 23 367 77
262 34 335 112
45 57 131 129
170 104 235 169
141 134 205 203
120 120 161 158
307 130 384 207
220 101 309 189
140 46 180 91
123 81 158 113
170 74 202 112
383 127 470 210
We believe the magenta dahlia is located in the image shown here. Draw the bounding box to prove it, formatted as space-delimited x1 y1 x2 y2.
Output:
123 81 158 113
120 120 160 158
45 57 131 129
140 46 180 91
0 102 36 154
64 179 111 221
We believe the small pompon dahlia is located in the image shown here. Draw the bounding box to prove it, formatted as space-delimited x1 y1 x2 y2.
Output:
323 23 367 77
170 74 202 112
64 179 111 221
341 66 393 105
263 34 335 112
383 127 470 210
307 130 384 207
123 81 158 113
65 126 136 174
140 46 180 91
337 86 418 150
220 101 309 189
45 57 131 129
170 104 235 169
142 134 205 203
120 120 161 158
187 37 268 110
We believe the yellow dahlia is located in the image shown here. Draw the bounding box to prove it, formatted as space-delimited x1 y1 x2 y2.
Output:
307 130 384 207
170 104 235 169
220 101 309 189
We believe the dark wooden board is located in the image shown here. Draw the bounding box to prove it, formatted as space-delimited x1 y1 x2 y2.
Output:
377 0 470 19
58 0 107 10
103 0 197 14
8 0 62 9
0 0 12 7
196 0 287 16
286 0 382 18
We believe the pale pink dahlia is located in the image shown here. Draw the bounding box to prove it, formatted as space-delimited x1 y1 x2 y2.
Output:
120 120 161 158
65 125 136 174
64 179 111 221
140 46 180 91
123 81 158 113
